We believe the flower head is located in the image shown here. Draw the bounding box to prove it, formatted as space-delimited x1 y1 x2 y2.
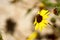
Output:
34 9 50 32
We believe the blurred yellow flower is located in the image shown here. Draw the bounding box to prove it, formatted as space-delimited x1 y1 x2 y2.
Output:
34 9 50 32
39 3 45 7
27 32 37 40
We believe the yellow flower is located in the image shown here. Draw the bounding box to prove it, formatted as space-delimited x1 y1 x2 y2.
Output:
27 32 37 40
34 9 50 32
27 9 50 40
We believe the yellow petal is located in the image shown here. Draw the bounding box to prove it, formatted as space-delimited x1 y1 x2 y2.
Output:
42 20 48 24
45 12 50 16
35 23 39 30
34 18 37 25
39 10 48 16
43 15 49 19
39 23 46 32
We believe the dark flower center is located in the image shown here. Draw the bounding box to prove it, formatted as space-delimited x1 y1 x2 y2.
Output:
36 14 42 23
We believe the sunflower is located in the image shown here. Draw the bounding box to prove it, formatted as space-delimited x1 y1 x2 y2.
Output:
27 9 50 40
34 9 50 32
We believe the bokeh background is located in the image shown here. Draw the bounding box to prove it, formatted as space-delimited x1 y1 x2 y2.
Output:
0 0 60 40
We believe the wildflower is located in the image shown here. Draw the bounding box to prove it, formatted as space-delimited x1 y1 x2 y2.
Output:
34 9 50 32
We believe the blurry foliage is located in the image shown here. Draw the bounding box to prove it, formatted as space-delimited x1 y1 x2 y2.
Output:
11 0 20 3
40 0 60 15
11 0 17 3
56 0 60 3
27 9 32 14
0 33 2 40
40 0 56 7
50 17 56 23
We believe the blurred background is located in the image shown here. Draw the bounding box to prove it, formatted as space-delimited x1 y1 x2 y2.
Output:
0 0 60 40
